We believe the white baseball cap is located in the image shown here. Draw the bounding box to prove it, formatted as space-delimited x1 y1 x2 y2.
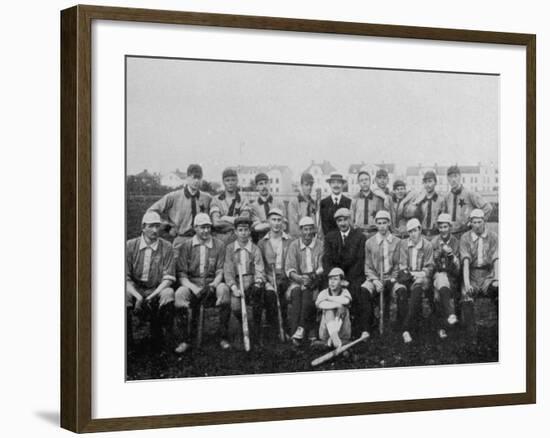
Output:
193 213 212 227
298 216 315 227
142 211 161 225
375 210 391 222
406 218 422 232
436 213 452 224
334 207 351 219
328 267 345 278
469 209 485 219
267 207 284 218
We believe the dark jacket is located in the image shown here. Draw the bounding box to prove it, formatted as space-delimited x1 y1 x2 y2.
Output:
322 227 366 286
319 195 352 236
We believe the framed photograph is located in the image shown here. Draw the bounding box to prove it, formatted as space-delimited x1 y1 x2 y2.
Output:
60 4 536 433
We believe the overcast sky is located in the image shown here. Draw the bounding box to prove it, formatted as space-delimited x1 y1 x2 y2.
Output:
126 56 499 181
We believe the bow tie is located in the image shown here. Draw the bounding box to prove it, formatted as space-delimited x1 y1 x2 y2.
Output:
258 196 273 205
184 186 199 199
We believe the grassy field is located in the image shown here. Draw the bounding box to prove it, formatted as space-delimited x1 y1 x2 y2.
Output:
126 299 498 380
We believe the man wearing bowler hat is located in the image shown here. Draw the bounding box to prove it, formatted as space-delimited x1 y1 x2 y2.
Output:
319 171 352 236
322 207 367 337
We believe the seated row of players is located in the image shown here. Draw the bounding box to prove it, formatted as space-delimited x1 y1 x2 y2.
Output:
126 202 498 353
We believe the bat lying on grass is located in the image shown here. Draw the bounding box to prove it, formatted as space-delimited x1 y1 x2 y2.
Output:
311 332 370 367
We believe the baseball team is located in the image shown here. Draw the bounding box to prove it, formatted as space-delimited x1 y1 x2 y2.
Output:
126 163 498 360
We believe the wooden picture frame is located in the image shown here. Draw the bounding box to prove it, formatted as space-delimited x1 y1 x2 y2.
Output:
60 4 536 433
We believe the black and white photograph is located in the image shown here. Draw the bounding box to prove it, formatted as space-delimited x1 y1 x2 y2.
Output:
125 55 500 381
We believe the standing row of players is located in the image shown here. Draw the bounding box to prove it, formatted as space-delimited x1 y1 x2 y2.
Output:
126 164 497 353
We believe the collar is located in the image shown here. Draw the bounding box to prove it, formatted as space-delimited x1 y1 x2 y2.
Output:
375 232 394 244
184 185 199 199
359 190 373 200
377 186 390 195
451 185 463 195
299 237 317 250
425 192 438 201
234 240 253 253
263 231 290 241
297 193 314 203
439 234 452 243
192 235 213 249
332 194 341 202
258 195 273 204
139 235 159 251
341 228 351 238
407 238 423 249
471 230 488 242
218 191 241 202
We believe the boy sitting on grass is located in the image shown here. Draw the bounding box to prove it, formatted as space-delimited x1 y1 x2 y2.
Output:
315 268 352 349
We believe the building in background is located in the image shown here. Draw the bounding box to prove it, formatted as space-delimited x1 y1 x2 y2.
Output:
405 162 499 196
235 165 293 194
347 162 395 195
160 168 187 188
303 160 338 196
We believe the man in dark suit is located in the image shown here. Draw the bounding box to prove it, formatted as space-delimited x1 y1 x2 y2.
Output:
319 172 352 237
322 207 368 338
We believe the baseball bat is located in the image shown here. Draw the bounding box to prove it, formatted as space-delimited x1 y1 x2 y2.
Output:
238 266 251 352
379 260 385 335
271 265 286 342
311 332 369 367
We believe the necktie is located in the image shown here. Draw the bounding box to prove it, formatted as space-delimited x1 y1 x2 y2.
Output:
363 196 369 225
306 198 311 217
190 194 197 222
259 198 270 218
227 197 237 217
426 198 432 229
452 193 458 221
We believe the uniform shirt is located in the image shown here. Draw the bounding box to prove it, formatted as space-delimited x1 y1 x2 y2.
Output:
364 232 401 281
223 239 265 288
176 235 225 283
287 193 318 238
248 195 287 227
443 185 493 234
285 237 324 276
459 229 499 268
350 190 387 232
431 234 460 276
257 231 292 278
126 236 175 289
315 288 352 308
209 191 248 230
148 186 212 236
404 191 445 233
391 192 411 235
398 236 434 278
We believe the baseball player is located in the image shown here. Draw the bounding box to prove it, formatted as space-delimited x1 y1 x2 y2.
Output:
459 209 499 335
285 216 324 345
126 211 176 351
258 208 292 341
223 215 269 347
350 170 387 239
147 164 212 249
361 210 401 336
315 267 353 349
396 218 435 344
210 167 248 245
248 172 286 242
287 172 320 238
444 165 493 236
404 170 445 240
173 213 232 354
319 172 352 236
431 213 460 339
390 179 410 238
